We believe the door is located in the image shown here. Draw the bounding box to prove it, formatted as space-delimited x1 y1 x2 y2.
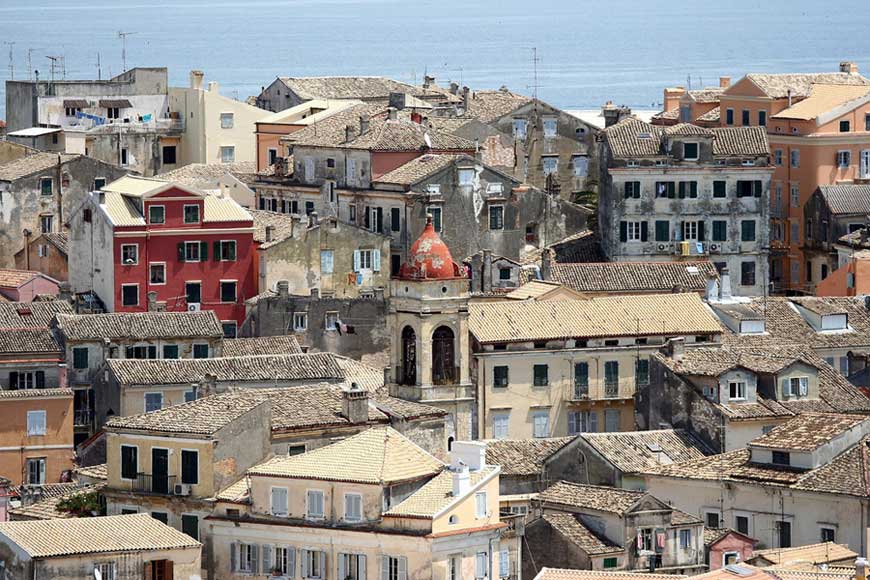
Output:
861 150 870 179
152 448 169 494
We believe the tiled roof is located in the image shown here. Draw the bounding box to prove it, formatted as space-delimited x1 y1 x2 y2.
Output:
9 484 104 521
656 347 812 378
107 352 344 386
665 123 713 137
711 126 770 156
73 463 107 481
370 393 447 421
333 354 386 392
55 311 223 341
221 335 302 357
549 261 717 294
155 161 256 189
696 106 721 123
0 269 44 289
249 210 297 246
579 429 710 473
215 477 251 503
744 72 870 99
505 280 571 300
603 118 664 157
751 413 868 452
248 427 443 484
0 388 72 400
772 84 870 121
469 293 723 343
540 512 623 555
278 76 433 101
0 152 78 182
0 301 72 328
535 570 682 580
41 233 68 255
536 481 644 516
652 108 681 122
522 231 606 266
688 88 725 104
463 89 532 124
0 513 200 558
485 438 575 476
751 542 857 566
603 118 768 158
817 184 870 215
0 327 61 354
384 467 496 518
373 154 459 186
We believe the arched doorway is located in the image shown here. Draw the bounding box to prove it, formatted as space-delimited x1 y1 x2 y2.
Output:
432 326 456 385
401 326 417 385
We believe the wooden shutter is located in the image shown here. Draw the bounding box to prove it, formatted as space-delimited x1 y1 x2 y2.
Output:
619 221 627 242
177 242 185 262
697 221 705 242
640 221 648 242
373 249 381 272
359 555 367 580
230 541 237 572
399 556 407 580
353 250 361 272
381 556 389 580
36 371 45 388
338 554 346 580
262 545 272 575
251 544 259 574
143 561 152 580
589 411 598 432
301 549 309 577
318 552 326 579
9 371 18 388
754 180 762 197
164 560 173 580
213 241 221 261
568 412 577 434
781 378 790 398
288 547 296 579
199 241 208 261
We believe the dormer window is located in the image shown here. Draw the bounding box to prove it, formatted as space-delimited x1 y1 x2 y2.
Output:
683 142 699 160
784 376 808 398
728 381 746 401
772 451 791 466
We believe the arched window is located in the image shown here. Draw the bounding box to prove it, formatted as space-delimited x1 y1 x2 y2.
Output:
401 326 417 385
432 326 456 385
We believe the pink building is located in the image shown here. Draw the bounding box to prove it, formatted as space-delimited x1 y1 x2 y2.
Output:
0 269 60 302
705 528 757 569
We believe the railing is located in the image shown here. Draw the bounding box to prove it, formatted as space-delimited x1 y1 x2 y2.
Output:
73 409 94 428
572 384 589 400
604 382 619 398
132 473 176 494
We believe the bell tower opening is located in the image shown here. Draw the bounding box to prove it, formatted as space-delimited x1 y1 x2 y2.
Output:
401 325 417 385
432 326 456 385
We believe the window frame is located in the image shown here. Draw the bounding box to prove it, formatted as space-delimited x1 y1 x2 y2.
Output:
325 311 339 332
220 112 234 129
183 204 201 224
26 410 47 436
219 280 238 303
144 392 163 413
181 449 199 485
493 365 509 388
120 444 138 480
488 204 505 230
121 284 139 307
683 142 699 160
148 204 165 224
344 492 363 522
728 380 747 401
120 243 139 265
532 364 549 387
73 346 89 370
270 485 289 516
184 241 201 263
293 312 308 332
306 488 325 520
149 262 166 285
220 145 235 163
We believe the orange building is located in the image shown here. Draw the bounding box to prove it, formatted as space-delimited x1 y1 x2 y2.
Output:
717 62 870 293
0 389 74 486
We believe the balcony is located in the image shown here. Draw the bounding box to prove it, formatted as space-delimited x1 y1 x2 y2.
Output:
73 409 94 428
131 473 177 495
675 241 707 257
604 382 619 398
572 384 590 401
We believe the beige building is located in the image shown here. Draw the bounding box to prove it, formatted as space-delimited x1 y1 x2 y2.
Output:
208 428 512 579
0 513 202 580
469 293 724 440
169 71 272 167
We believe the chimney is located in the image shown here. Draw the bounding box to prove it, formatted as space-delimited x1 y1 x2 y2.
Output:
541 248 554 280
452 464 471 497
308 211 318 227
207 81 219 93
342 383 370 424
147 291 158 312
189 70 204 90
840 61 860 75
461 86 470 110
856 558 868 580
667 337 686 363
277 280 289 298
787 88 793 108
359 115 370 135
345 124 354 143
719 266 733 301
663 87 686 112
423 75 435 89
265 225 275 242
482 249 493 293
198 373 217 397
470 253 483 293
451 440 487 471
449 82 459 95
705 272 720 302
719 76 731 88
387 107 397 121
388 92 406 110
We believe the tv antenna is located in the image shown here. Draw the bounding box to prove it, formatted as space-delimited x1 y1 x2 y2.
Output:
117 31 137 72
46 55 64 83
2 41 13 80
27 48 34 81
96 52 102 80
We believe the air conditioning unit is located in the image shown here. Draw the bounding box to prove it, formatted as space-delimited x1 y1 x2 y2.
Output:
656 243 672 252
174 483 192 496
187 303 200 312
709 243 720 253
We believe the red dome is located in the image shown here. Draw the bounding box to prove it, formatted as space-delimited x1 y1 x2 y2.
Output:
399 215 465 280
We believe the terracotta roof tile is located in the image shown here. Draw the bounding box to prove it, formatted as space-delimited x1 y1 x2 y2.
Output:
580 429 710 473
540 512 623 555
0 152 78 182
221 335 302 357
0 327 61 354
751 413 868 452
549 261 717 294
55 311 223 341
752 542 857 566
817 184 870 215
0 388 72 400
9 484 104 521
384 467 496 518
485 438 574 476
463 89 533 124
0 301 72 328
535 570 682 580
0 269 44 289
373 154 459 186
744 72 870 99
536 481 644 516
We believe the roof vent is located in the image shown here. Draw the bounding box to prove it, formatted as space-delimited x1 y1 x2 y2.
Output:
638 132 653 140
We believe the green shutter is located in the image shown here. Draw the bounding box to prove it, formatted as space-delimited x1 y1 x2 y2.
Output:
213 241 221 261
177 242 185 262
200 241 208 260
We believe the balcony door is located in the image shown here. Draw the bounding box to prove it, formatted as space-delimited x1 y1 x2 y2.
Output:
861 150 870 179
152 448 169 494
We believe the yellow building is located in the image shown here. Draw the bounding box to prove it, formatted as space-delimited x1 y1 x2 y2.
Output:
469 293 724 439
208 427 514 580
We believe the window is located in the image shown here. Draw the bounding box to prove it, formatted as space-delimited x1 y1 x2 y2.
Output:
120 148 128 166
821 527 836 542
735 515 749 535
712 180 726 198
742 109 750 126
492 413 509 439
603 558 618 569
741 261 756 286
163 344 179 359
543 117 557 137
268 148 278 165
774 149 783 165
73 347 89 369
307 489 324 519
777 520 792 548
655 181 675 198
489 205 504 230
677 181 698 199
11 371 45 390
533 364 549 386
679 529 692 549
121 284 139 307
382 555 408 580
181 514 199 541
838 150 852 168
493 365 509 388
183 204 200 223
840 356 849 376
220 112 234 129
338 553 366 580
183 241 201 262
26 457 45 484
683 142 699 160
706 512 720 528
572 155 588 176
458 168 475 186
427 206 442 232
40 178 53 196
729 381 746 401
39 215 53 233
215 240 237 261
532 411 550 438
624 181 641 199
736 180 763 198
161 145 177 165
542 156 558 175
604 360 619 393
236 543 256 574
791 149 800 168
65 106 80 117
758 110 767 126
840 120 850 133
499 549 510 578
305 201 315 215
144 392 162 413
389 206 401 232
121 244 138 265
712 220 727 242
272 546 296 576
107 106 121 119
786 376 809 397
475 491 488 517
144 263 166 287
293 312 307 332
620 220 647 242
271 486 288 515
220 281 237 303
220 145 235 163
772 450 791 466
741 220 756 242
121 445 138 479
180 449 198 485
726 108 734 125
27 410 46 436
193 344 209 358
513 118 527 139
148 205 165 224
574 362 589 397
475 553 488 579
94 562 116 580
344 492 362 522
185 281 201 304
654 220 670 242
499 267 511 280
636 359 649 385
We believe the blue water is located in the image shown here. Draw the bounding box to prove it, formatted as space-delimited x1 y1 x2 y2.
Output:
2 0 870 119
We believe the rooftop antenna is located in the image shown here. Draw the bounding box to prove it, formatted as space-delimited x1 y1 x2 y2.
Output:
526 47 542 102
46 56 62 84
96 52 101 81
27 48 34 81
3 41 14 80
117 31 137 72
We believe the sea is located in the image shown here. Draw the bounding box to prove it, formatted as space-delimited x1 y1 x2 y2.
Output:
1 0 870 120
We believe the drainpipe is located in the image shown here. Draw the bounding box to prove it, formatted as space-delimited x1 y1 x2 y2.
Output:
56 154 63 229
23 228 32 270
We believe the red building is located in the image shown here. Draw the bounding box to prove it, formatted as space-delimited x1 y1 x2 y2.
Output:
70 176 256 334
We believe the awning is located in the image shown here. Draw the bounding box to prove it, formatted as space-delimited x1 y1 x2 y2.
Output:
99 99 132 108
63 99 89 108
